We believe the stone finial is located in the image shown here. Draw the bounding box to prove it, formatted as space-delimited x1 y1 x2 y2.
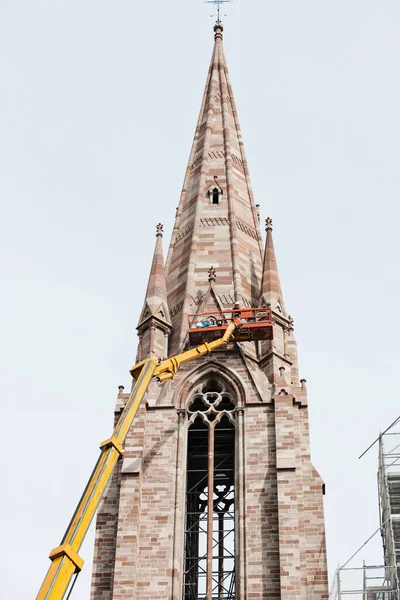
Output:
265 217 273 231
214 23 223 41
277 366 288 385
208 265 217 283
156 223 164 237
288 315 294 330
276 366 290 395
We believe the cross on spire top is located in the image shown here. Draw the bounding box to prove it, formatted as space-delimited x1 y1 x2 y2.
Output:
206 0 232 25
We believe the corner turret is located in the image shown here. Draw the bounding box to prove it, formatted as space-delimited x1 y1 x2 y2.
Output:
260 218 286 316
137 224 171 359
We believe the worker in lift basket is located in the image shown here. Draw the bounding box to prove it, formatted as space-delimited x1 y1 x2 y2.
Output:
233 302 255 323
195 319 211 328
233 302 241 320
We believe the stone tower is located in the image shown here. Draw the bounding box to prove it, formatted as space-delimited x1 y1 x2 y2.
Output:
91 24 329 600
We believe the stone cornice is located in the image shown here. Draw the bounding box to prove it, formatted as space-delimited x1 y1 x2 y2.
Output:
272 310 292 330
136 314 172 335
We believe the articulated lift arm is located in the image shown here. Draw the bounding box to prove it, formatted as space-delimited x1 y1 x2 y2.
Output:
36 322 238 600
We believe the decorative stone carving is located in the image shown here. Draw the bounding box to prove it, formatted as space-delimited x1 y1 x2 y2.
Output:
208 266 216 283
186 379 236 425
265 217 273 231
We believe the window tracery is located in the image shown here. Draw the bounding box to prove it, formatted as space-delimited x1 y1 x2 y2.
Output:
183 379 236 600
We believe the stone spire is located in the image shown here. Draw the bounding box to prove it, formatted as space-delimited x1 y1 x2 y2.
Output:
165 24 264 353
137 223 171 358
260 217 286 315
91 24 329 600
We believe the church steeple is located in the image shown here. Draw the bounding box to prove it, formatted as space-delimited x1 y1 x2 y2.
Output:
165 24 264 353
137 223 171 358
260 217 287 316
91 23 329 600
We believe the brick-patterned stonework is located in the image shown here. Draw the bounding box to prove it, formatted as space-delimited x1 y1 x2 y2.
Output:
91 351 328 599
164 26 264 355
91 23 328 600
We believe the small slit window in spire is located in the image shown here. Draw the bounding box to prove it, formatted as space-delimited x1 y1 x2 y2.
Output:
212 187 219 204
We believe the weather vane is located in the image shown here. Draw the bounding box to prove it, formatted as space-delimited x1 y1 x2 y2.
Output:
205 0 233 25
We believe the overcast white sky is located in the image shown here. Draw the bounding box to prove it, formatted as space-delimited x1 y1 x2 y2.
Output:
1 1 400 598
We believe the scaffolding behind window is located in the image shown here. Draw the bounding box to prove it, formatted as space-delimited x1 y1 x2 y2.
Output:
183 380 236 600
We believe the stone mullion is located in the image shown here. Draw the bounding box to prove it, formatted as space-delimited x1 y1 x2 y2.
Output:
206 422 215 600
236 406 247 600
218 511 224 597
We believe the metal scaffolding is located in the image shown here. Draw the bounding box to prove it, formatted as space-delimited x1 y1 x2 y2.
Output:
331 564 398 599
183 381 236 600
330 421 400 599
378 428 400 594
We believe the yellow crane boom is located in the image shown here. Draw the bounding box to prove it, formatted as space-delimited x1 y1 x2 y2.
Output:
36 322 238 600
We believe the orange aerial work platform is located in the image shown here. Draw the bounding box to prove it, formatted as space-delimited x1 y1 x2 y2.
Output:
188 307 273 345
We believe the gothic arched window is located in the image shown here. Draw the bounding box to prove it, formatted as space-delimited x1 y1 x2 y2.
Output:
183 379 236 600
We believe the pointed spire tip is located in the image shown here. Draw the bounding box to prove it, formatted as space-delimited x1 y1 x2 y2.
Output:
260 216 286 313
137 222 171 331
